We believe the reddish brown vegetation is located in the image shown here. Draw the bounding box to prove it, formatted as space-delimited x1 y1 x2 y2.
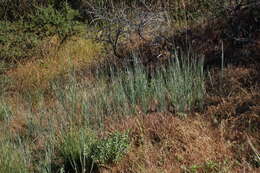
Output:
96 5 260 173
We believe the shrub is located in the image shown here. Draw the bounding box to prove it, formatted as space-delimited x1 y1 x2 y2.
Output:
0 0 71 21
91 131 130 165
28 2 81 38
0 2 83 62
59 128 130 171
0 21 39 61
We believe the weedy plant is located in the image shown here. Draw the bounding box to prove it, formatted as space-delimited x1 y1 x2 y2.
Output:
91 131 130 165
59 128 97 172
59 128 130 172
0 140 30 173
0 100 12 122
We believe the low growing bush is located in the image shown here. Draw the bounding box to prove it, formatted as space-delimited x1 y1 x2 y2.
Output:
91 131 130 165
59 128 130 172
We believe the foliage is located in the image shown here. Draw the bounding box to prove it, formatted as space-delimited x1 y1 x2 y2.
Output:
28 2 80 38
0 100 12 121
60 128 97 163
0 21 39 61
59 128 130 171
0 2 82 62
80 53 205 119
0 0 71 21
91 131 130 164
0 141 29 173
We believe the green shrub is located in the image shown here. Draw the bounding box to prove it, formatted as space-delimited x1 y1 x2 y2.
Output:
0 21 39 61
0 3 82 62
59 129 130 171
28 2 81 38
0 0 71 21
91 131 130 164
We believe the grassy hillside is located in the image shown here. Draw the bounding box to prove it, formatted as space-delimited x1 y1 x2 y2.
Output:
0 1 259 173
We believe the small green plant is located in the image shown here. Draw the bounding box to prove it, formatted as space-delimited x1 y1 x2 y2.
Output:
0 100 12 121
60 128 97 163
59 128 130 172
181 160 231 173
91 131 130 165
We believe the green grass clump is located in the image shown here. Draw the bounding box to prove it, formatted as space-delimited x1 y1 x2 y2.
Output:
0 100 12 121
165 54 205 113
59 128 130 172
0 141 29 173
60 128 97 163
86 53 205 119
52 52 205 124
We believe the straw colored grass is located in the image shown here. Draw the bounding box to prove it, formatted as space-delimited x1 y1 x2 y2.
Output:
7 36 103 92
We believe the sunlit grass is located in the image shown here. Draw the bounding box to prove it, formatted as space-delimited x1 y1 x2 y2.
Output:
0 140 30 173
7 36 103 92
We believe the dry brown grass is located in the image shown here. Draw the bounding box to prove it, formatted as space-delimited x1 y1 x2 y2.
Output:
101 113 233 173
6 36 103 92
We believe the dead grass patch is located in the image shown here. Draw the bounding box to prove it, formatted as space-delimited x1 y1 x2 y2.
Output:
6 36 103 92
102 113 233 172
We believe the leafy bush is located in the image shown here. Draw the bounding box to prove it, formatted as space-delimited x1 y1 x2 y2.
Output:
28 2 80 38
59 128 130 171
91 131 130 164
0 0 70 21
0 2 82 62
0 21 39 61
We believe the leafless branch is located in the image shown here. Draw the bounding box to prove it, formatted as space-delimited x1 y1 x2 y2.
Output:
86 2 168 59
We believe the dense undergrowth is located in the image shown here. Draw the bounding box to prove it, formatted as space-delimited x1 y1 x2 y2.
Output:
0 0 259 173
